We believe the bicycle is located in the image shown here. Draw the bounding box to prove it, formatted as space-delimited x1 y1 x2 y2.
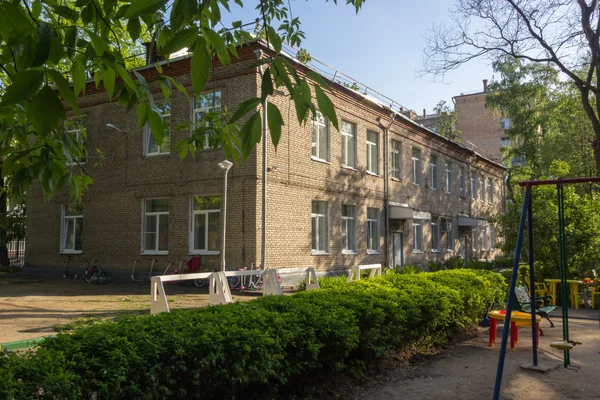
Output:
83 258 112 284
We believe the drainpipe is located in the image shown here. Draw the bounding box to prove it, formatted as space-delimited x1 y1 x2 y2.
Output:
255 49 268 270
381 113 395 268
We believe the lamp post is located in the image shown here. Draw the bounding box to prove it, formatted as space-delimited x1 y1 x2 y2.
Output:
218 160 233 272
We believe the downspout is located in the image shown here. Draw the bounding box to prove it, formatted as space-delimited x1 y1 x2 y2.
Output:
254 49 268 270
381 113 395 268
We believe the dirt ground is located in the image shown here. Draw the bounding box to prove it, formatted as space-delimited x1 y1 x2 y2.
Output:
361 312 600 400
0 272 254 343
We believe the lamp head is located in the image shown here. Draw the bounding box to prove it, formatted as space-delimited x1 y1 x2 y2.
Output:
106 123 127 134
218 160 233 172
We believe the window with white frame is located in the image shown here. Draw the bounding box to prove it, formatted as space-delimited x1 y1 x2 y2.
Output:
145 102 171 155
491 225 496 250
412 148 422 184
488 178 494 204
65 118 86 165
190 196 221 254
431 217 440 252
500 136 511 148
480 174 486 202
366 130 379 174
367 208 379 252
501 118 511 130
192 91 222 147
311 201 328 253
142 199 169 253
430 155 438 189
341 120 356 168
312 110 329 161
61 203 83 253
413 220 423 252
482 225 488 250
459 167 466 197
342 204 356 253
471 227 478 251
391 140 402 179
446 220 454 252
446 162 453 193
470 173 477 200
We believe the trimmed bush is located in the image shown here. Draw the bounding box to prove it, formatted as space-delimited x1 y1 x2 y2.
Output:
0 269 504 399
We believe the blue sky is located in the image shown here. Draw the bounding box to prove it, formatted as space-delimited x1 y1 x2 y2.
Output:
221 0 494 115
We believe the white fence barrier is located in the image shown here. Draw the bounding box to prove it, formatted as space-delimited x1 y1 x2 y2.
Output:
347 264 382 282
305 267 320 291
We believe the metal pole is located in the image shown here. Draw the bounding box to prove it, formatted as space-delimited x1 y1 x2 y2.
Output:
221 169 229 272
557 183 570 367
261 97 267 270
527 188 538 366
493 187 531 400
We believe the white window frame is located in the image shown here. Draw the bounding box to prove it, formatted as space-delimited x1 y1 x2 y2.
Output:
480 174 486 203
192 91 222 147
488 178 494 204
430 155 438 189
342 204 357 254
189 196 221 255
312 110 329 162
459 167 466 197
341 120 357 169
367 207 380 254
446 220 454 252
366 130 379 175
445 162 452 193
142 199 169 255
412 148 421 185
391 140 402 180
311 200 329 254
472 227 478 251
482 225 488 251
65 118 86 166
144 102 171 156
413 220 423 253
431 217 440 252
501 118 511 130
60 204 83 254
501 136 511 148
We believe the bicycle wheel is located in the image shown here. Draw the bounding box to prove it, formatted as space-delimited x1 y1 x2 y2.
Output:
228 276 241 289
194 278 208 288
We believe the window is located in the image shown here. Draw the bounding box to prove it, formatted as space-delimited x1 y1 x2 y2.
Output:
142 199 169 253
61 203 83 253
65 118 86 165
391 140 402 180
446 220 454 252
488 178 494 204
445 162 453 193
459 167 466 197
311 201 328 253
312 110 329 161
367 208 379 253
342 204 356 253
482 225 488 251
501 118 511 130
366 130 379 174
340 120 356 168
412 148 422 184
431 217 440 252
500 136 511 148
190 196 221 254
471 227 478 251
470 172 477 200
413 220 423 252
480 175 486 203
192 91 222 147
145 102 171 155
491 226 496 250
430 155 438 189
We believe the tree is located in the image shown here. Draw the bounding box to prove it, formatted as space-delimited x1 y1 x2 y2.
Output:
422 0 600 174
0 0 364 204
432 100 461 142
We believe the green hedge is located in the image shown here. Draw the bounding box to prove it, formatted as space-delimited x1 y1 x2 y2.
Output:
0 269 504 400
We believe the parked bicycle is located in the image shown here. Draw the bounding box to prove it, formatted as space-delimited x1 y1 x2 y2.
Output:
83 258 112 284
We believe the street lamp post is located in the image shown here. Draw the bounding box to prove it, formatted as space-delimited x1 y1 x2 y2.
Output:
218 160 233 272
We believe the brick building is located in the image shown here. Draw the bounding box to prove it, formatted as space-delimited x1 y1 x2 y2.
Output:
25 41 505 274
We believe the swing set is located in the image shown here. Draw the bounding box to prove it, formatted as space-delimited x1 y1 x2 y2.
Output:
493 176 600 400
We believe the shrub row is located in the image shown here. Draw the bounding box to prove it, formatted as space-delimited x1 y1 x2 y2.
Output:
0 269 505 400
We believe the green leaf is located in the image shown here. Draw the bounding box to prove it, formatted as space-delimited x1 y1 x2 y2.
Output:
159 27 198 56
137 102 149 127
261 67 273 99
266 25 282 54
1 70 44 105
48 70 80 114
89 31 108 56
33 22 53 67
115 64 137 95
72 57 86 96
202 27 230 65
2 154 17 178
52 5 79 22
31 1 42 19
165 76 189 101
315 85 338 131
307 71 333 93
267 101 284 148
27 86 66 134
81 4 93 23
124 0 167 18
64 26 78 59
191 38 210 95
147 107 165 145
0 2 31 46
170 0 197 32
240 111 261 159
101 67 116 100
229 97 261 125
127 18 141 41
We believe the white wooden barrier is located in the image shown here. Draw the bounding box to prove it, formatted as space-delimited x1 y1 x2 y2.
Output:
305 267 320 291
150 269 282 314
347 264 382 282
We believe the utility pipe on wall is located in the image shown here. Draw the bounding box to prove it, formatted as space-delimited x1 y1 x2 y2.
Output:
255 49 268 270
381 113 395 268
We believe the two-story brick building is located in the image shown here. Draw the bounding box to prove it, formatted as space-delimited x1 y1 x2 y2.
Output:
25 40 505 274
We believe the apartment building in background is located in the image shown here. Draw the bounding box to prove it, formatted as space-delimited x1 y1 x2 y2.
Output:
25 40 506 274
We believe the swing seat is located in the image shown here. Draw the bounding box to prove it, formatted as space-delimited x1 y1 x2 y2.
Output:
549 340 582 350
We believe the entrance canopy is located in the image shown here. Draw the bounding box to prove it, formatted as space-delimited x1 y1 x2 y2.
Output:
388 203 413 220
457 216 478 227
